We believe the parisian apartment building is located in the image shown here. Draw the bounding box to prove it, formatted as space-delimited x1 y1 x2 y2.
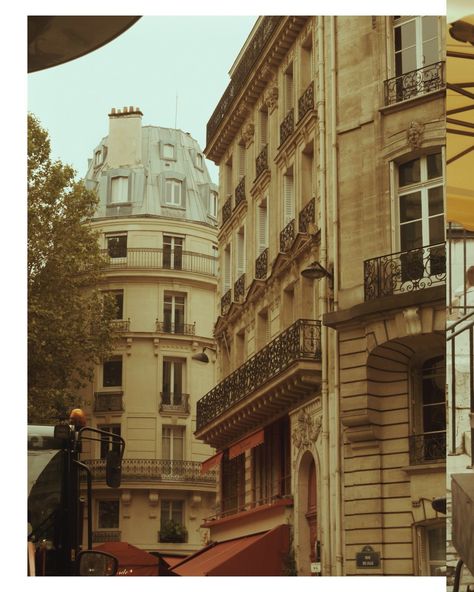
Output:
177 15 447 577
79 107 219 556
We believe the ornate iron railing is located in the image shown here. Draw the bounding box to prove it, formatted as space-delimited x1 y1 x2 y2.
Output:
235 176 246 208
255 144 269 179
155 320 196 336
94 392 123 412
196 319 322 431
92 531 121 543
206 17 283 144
280 108 295 145
100 248 217 277
364 243 446 301
234 273 246 302
280 219 296 253
160 392 190 414
299 198 315 233
222 196 232 225
221 289 232 316
110 319 130 332
409 431 446 464
255 248 268 280
384 61 445 106
298 81 314 121
158 527 188 544
84 459 217 484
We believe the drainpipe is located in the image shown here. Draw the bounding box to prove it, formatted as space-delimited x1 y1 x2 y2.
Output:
317 15 331 576
330 15 343 576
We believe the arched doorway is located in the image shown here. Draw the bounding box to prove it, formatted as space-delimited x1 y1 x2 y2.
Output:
297 451 318 575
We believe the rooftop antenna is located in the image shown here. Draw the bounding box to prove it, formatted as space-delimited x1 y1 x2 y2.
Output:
174 93 178 129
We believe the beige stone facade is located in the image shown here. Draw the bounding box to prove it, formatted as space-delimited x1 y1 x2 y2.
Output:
79 108 218 555
198 16 446 576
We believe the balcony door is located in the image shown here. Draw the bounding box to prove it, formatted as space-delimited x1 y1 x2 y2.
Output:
394 16 439 77
162 359 184 406
163 293 185 334
163 235 183 270
162 426 184 478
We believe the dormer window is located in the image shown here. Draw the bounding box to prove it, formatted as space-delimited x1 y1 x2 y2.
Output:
165 178 183 207
94 150 103 166
162 143 176 160
196 153 204 169
209 191 218 218
110 176 129 203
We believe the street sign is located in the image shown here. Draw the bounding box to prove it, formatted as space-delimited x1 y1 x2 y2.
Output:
356 545 380 568
310 562 321 574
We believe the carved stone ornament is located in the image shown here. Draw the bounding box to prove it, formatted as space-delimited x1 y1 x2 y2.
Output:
264 86 279 112
407 121 424 149
292 410 322 449
241 122 255 145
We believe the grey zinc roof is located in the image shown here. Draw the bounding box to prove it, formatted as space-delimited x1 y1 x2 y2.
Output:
86 125 218 227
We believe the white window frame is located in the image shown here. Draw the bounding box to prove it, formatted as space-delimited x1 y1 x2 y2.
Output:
163 292 186 332
162 425 185 461
283 168 295 227
163 234 184 269
209 191 218 218
162 143 176 160
257 198 269 255
110 176 129 204
393 16 440 76
97 499 120 530
165 178 183 207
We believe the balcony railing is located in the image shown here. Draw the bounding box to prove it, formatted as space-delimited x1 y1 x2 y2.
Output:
255 144 269 179
159 392 190 414
234 273 246 302
92 531 121 543
280 108 295 145
299 198 315 233
364 243 446 301
110 319 130 332
155 320 196 336
235 176 246 208
409 431 446 464
222 196 232 225
221 289 232 316
84 459 217 484
280 219 296 253
298 81 314 121
255 248 268 280
384 61 445 106
94 392 123 412
196 319 322 431
100 248 217 277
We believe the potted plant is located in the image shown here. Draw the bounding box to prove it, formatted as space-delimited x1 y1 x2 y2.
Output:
159 520 188 543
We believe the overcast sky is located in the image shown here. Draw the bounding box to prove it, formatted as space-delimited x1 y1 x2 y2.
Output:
28 16 257 184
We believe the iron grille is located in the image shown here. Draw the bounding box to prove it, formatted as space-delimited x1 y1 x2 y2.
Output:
256 144 269 179
234 273 246 301
280 219 296 253
280 108 295 145
255 248 268 280
384 61 445 106
409 431 446 464
94 392 123 412
299 198 315 233
222 196 232 225
235 176 246 208
298 81 314 121
221 289 232 316
155 321 196 336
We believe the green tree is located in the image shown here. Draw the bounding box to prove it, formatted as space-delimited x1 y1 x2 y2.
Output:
28 113 116 424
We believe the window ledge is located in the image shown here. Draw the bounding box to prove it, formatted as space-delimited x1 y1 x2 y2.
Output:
379 87 445 116
402 461 446 475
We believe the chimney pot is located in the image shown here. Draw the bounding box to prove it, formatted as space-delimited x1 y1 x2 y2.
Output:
111 107 116 114
129 106 134 112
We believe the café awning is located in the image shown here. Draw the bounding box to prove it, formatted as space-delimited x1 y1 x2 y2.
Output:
228 428 264 459
201 451 223 474
94 542 159 576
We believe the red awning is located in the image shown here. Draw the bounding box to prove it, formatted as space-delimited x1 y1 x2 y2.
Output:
201 451 223 474
171 524 290 576
228 429 264 459
94 542 159 576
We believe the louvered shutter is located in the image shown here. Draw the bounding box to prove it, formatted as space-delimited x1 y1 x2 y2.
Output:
284 174 295 225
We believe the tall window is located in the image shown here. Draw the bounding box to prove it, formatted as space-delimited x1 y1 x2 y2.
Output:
394 16 439 77
236 226 246 279
98 424 121 459
225 157 233 197
300 34 313 91
163 235 183 269
162 143 175 160
283 168 295 227
165 179 183 207
110 176 129 203
209 191 218 218
417 522 445 575
98 500 119 529
284 62 294 112
163 293 185 333
221 451 245 514
259 108 268 151
257 199 268 254
159 500 186 542
103 290 123 319
162 426 185 461
223 244 231 293
107 234 127 258
162 359 184 405
103 357 122 387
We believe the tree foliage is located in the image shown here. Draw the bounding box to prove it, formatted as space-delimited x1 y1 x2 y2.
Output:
28 113 116 424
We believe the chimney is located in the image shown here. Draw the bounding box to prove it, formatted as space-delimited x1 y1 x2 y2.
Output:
107 106 143 168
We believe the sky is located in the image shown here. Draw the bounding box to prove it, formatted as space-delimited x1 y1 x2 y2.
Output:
28 16 258 184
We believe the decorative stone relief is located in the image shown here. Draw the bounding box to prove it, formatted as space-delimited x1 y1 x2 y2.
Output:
292 410 322 449
264 87 279 113
241 122 255 146
407 121 424 149
403 306 422 336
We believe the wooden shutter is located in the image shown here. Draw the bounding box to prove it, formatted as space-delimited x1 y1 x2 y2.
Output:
284 173 295 225
258 203 268 254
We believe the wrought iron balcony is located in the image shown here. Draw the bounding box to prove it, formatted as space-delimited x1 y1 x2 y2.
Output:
409 431 446 465
255 248 268 280
299 198 315 233
235 176 246 208
158 526 188 544
298 81 314 121
384 61 445 106
221 289 232 316
364 243 446 301
255 144 269 179
196 319 322 432
110 319 130 332
155 320 196 336
159 392 190 414
94 392 123 412
100 248 217 277
92 531 121 543
84 458 217 484
280 219 296 253
280 108 295 145
234 273 246 302
222 196 232 225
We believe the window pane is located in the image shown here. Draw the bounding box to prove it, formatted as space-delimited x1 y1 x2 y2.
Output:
398 46 417 74
163 144 174 159
423 403 446 432
428 186 443 216
423 38 439 67
422 16 438 41
107 236 127 258
427 526 446 561
399 159 420 186
98 501 119 529
400 192 422 222
429 215 445 245
400 221 423 251
103 359 122 387
427 152 442 179
114 292 123 319
395 20 416 52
